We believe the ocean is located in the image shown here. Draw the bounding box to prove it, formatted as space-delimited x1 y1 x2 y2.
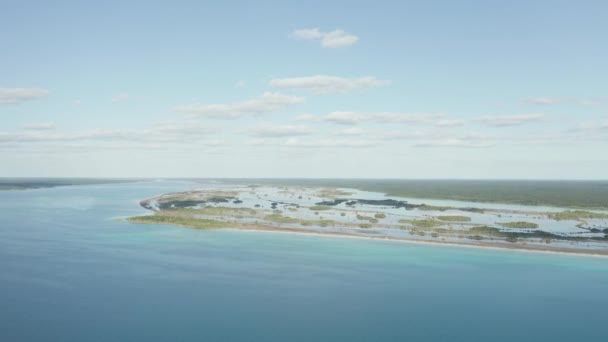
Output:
1 180 607 341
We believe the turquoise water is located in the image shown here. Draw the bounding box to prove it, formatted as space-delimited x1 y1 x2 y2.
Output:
1 181 607 341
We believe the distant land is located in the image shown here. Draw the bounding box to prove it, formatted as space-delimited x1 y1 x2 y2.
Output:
202 179 608 210
3 178 608 210
0 178 136 190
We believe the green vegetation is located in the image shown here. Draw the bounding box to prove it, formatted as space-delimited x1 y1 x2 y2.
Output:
318 220 335 227
158 200 205 209
0 178 135 190
437 215 471 222
198 206 257 215
127 214 232 229
399 219 443 228
356 214 379 223
549 210 608 221
264 214 336 227
264 214 300 224
497 221 539 229
397 223 596 244
461 208 485 214
174 207 257 216
417 204 451 211
468 226 502 235
316 188 354 198
134 183 608 247
309 205 332 211
227 179 608 210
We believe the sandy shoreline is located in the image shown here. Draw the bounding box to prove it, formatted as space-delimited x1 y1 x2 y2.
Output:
227 223 608 258
126 216 608 258
123 216 608 257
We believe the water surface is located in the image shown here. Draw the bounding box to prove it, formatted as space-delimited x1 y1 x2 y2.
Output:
1 181 607 341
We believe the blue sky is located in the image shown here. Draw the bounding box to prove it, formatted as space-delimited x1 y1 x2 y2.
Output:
1 0 607 178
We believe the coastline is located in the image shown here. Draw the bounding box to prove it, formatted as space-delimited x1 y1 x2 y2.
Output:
126 183 608 258
126 218 608 258
232 223 608 258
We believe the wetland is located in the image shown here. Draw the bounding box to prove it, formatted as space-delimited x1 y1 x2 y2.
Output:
129 182 608 256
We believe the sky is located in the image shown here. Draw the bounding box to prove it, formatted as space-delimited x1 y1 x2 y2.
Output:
1 0 607 179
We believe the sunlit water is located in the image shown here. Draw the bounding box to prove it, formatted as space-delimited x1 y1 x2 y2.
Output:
1 181 607 341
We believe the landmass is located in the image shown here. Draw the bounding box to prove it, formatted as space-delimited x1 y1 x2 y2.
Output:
197 179 608 210
128 184 608 256
0 178 137 190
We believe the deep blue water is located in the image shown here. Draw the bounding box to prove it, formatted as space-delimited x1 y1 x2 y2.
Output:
1 181 607 341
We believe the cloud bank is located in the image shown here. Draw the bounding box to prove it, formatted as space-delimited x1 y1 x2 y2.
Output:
477 113 545 126
524 96 608 106
0 88 49 104
308 111 451 126
290 28 359 48
270 75 390 94
175 92 305 119
245 124 312 137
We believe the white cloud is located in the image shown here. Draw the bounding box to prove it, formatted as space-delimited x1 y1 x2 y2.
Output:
284 137 375 148
149 121 214 141
376 130 446 141
524 96 608 106
111 93 129 103
174 92 305 119
0 121 214 145
414 139 494 148
477 113 545 126
0 129 129 143
23 122 57 131
0 88 49 104
376 130 493 142
333 127 364 136
270 75 390 95
320 111 450 126
524 97 561 105
370 112 447 124
245 124 312 137
324 111 366 125
320 30 360 48
248 137 375 148
290 28 359 48
434 119 465 127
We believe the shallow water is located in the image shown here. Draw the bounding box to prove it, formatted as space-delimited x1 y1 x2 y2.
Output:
1 181 607 341
167 183 606 241
343 187 608 214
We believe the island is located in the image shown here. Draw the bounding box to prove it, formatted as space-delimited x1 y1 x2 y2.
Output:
128 184 608 256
